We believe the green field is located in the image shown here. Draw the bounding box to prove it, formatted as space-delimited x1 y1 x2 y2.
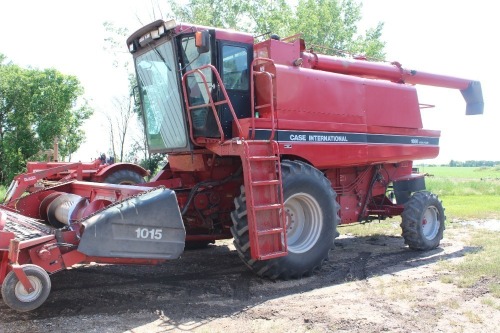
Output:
417 166 500 219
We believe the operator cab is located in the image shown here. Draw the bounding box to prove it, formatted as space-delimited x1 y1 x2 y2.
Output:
127 20 254 153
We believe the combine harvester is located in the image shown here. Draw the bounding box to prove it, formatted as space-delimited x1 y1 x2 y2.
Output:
0 20 483 311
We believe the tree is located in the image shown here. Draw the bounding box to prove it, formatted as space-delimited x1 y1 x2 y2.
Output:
103 22 162 166
0 54 92 183
168 0 385 58
105 94 136 162
103 22 144 163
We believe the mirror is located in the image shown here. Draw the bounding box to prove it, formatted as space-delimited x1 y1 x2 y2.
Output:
195 30 210 54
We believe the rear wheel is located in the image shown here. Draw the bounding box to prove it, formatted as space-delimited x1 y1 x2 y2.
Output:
104 169 144 185
401 191 445 250
1 264 51 312
231 160 339 279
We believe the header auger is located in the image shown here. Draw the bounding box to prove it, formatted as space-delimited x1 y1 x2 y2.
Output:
0 19 483 311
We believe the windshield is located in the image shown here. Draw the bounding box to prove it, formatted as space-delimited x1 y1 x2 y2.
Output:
136 40 188 150
179 36 216 134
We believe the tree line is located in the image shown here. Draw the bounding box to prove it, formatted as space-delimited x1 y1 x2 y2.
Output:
168 0 385 58
0 54 92 184
449 160 500 167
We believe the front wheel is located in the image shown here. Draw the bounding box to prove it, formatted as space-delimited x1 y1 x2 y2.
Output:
401 191 445 250
104 169 145 185
1 264 51 312
231 160 339 279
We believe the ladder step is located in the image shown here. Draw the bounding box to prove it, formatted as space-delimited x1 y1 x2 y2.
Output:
254 203 283 211
251 180 281 186
255 103 272 110
248 156 278 161
257 227 285 236
258 251 287 260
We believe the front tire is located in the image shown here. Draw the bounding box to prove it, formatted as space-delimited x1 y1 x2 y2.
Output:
104 169 144 185
401 191 445 250
1 264 51 312
231 160 339 279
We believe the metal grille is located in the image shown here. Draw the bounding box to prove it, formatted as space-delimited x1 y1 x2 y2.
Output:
2 209 54 241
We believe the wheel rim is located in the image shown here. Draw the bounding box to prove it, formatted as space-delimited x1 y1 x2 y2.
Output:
14 276 43 303
422 206 440 240
284 192 323 254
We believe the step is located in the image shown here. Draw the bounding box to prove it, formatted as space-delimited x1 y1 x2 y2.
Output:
251 180 281 186
248 156 279 161
255 103 272 110
253 203 283 211
258 251 288 260
257 227 285 236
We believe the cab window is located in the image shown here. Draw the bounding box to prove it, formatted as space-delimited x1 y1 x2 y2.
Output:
222 45 248 90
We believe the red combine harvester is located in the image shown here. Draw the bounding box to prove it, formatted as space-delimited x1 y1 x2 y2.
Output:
0 20 483 311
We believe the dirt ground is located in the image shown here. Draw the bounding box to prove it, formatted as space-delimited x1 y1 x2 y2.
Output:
0 221 498 333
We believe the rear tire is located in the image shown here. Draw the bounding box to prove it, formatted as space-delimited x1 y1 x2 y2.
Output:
104 169 144 185
401 191 445 250
1 264 51 312
231 160 339 279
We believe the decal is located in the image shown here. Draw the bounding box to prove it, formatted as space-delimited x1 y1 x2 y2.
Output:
135 228 163 240
252 129 439 146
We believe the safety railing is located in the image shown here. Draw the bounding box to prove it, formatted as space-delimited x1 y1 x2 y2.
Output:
181 64 243 145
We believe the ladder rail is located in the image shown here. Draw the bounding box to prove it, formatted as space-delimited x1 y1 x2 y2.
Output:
242 140 287 260
250 58 277 140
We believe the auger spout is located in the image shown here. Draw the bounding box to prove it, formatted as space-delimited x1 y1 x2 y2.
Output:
301 51 484 115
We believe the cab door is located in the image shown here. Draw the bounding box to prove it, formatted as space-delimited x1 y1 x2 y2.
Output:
217 42 252 137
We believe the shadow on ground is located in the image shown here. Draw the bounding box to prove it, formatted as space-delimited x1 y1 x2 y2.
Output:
0 234 478 332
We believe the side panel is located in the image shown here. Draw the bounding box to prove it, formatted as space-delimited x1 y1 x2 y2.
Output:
365 81 422 128
274 65 366 125
244 62 439 168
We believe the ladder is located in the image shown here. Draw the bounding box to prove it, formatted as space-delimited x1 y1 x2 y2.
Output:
242 140 287 260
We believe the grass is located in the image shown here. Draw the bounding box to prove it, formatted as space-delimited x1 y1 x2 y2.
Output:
438 195 500 219
422 166 500 219
462 310 483 324
481 297 500 310
453 231 500 296
439 229 500 297
338 220 401 237
426 178 500 196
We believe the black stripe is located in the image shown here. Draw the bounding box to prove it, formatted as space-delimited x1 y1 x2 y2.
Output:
252 129 439 146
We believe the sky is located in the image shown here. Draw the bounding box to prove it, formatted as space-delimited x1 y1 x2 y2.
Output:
0 0 498 164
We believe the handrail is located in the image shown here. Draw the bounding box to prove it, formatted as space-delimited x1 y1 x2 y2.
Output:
181 64 243 144
250 58 276 140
